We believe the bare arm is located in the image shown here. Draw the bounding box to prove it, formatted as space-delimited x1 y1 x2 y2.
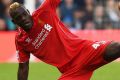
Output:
18 61 29 80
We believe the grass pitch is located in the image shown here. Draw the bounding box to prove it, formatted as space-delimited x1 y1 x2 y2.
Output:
0 62 120 80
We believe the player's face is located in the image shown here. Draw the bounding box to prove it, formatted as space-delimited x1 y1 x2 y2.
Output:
12 7 33 31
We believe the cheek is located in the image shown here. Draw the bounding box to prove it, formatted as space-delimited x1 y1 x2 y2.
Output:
16 21 24 26
16 21 21 24
28 16 32 20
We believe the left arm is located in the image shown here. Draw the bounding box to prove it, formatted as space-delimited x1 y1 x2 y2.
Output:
33 0 62 15
49 0 62 9
18 61 29 80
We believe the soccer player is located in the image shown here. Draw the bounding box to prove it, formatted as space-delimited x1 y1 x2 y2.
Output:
9 1 120 80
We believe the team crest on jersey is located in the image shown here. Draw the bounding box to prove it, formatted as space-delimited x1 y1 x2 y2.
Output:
44 24 52 32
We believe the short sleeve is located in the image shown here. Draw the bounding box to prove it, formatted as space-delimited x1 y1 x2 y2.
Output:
49 0 61 10
33 0 61 15
15 40 30 63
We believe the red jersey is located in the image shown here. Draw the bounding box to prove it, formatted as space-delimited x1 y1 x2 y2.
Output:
16 0 91 67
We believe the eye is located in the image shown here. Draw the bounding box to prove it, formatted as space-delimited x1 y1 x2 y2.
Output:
14 15 20 20
23 12 28 16
18 14 24 19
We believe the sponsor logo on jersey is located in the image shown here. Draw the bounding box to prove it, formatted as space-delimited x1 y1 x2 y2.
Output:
32 24 53 49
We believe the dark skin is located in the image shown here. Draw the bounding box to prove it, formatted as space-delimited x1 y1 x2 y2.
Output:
104 42 120 62
10 6 33 32
10 6 32 80
18 61 29 80
9 4 120 80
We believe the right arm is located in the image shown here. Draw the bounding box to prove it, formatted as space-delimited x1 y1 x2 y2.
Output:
18 61 29 80
15 36 30 80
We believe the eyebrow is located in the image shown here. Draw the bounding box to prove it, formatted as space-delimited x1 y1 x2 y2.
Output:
13 7 26 19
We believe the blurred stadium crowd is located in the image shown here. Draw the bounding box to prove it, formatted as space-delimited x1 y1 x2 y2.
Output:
0 0 120 31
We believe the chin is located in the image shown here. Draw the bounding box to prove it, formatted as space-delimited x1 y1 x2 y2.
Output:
25 25 32 30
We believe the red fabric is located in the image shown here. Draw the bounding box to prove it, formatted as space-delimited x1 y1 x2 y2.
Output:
71 30 120 42
16 0 86 67
58 41 111 80
0 30 120 63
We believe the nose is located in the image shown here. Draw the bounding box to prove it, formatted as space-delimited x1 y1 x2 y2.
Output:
21 16 26 21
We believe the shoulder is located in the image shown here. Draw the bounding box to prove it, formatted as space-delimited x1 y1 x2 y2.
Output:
16 27 23 38
15 27 26 43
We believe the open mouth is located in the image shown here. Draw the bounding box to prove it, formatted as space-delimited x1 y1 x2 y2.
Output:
25 22 31 26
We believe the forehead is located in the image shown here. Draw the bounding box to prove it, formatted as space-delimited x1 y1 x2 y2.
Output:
12 6 28 19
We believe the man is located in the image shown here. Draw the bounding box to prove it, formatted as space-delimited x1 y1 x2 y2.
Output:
9 1 120 80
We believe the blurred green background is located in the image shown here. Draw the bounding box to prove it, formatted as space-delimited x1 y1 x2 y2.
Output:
0 62 120 80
